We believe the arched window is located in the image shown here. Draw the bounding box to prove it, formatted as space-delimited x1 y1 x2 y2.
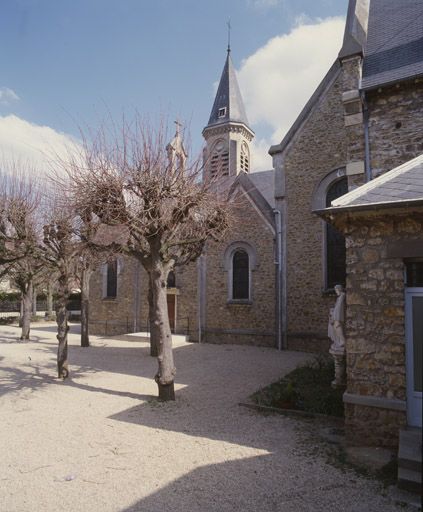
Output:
326 178 348 289
232 250 249 300
167 270 176 288
106 259 118 298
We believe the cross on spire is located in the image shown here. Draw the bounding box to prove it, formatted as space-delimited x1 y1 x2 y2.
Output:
174 119 182 136
227 19 231 53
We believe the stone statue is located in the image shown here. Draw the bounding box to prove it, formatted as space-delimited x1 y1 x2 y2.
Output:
328 284 346 350
328 284 346 388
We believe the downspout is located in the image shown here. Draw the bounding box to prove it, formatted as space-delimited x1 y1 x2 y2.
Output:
274 209 283 350
133 259 141 333
361 91 372 182
197 252 206 344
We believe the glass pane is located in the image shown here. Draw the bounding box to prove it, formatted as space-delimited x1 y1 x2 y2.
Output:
412 296 423 392
406 262 423 287
233 250 249 300
326 177 348 289
106 260 117 298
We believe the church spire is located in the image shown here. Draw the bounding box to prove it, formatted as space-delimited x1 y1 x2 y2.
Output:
205 49 250 129
202 45 254 179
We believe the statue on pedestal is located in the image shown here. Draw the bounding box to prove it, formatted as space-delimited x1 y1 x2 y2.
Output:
328 284 346 350
328 284 346 388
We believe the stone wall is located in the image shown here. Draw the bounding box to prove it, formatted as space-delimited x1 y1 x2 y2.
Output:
202 192 276 347
367 79 423 177
343 210 423 446
89 257 149 336
283 69 351 351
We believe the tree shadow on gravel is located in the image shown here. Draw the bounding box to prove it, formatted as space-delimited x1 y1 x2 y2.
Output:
0 363 155 401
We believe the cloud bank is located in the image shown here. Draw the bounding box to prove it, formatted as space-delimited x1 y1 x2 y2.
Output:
0 115 80 176
238 16 345 170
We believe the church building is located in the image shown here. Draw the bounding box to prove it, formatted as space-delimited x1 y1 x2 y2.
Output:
88 0 422 459
89 46 279 348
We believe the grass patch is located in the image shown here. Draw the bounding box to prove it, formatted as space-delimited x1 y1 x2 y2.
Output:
251 356 344 417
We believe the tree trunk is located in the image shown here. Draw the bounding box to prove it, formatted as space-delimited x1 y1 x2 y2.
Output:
56 286 69 379
46 282 54 320
80 268 91 347
148 275 159 357
150 265 175 401
20 281 33 340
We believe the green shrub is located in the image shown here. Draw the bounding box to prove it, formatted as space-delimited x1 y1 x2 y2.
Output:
251 356 344 417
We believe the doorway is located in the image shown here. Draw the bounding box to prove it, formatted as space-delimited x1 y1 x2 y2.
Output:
167 294 176 333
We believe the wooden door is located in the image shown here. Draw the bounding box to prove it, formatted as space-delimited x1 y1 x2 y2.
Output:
167 294 175 333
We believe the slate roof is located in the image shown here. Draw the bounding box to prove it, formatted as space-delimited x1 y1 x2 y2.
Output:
229 171 276 229
361 0 423 89
331 153 423 209
247 170 275 208
205 50 250 129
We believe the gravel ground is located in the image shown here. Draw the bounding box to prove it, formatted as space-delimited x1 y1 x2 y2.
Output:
0 323 416 512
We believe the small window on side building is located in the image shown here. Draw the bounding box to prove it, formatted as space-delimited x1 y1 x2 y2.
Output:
406 261 423 287
106 260 118 298
232 250 249 300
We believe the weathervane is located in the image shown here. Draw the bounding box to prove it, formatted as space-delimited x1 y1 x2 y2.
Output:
227 18 231 53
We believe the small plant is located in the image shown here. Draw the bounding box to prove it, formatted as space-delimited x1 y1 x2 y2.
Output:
251 356 344 417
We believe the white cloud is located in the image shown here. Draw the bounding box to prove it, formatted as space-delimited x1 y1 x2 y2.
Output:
0 87 20 105
238 16 345 171
0 115 80 176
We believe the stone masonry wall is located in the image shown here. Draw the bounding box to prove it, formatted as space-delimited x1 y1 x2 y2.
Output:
343 210 423 446
367 79 423 178
89 257 149 336
203 192 276 347
284 70 350 352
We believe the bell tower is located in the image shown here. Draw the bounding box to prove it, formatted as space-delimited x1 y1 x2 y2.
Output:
202 46 254 180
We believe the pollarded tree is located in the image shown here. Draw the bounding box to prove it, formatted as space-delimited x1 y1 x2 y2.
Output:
40 204 80 378
65 117 231 400
0 166 43 340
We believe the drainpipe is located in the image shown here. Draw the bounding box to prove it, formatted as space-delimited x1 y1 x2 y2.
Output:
361 91 372 182
133 259 141 333
274 209 283 351
197 253 206 344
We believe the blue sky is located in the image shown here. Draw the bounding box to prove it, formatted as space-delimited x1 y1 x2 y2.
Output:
0 0 348 170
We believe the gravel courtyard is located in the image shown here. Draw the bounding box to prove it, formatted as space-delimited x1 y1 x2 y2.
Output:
0 323 414 512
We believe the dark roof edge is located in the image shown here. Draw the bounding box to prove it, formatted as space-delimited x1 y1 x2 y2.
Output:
361 72 423 91
269 59 341 156
314 198 423 217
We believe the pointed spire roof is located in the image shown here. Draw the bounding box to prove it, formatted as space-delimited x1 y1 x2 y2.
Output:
206 50 250 129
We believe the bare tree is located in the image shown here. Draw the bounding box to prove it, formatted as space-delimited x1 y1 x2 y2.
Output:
0 166 42 340
65 116 231 400
76 216 119 348
40 203 80 378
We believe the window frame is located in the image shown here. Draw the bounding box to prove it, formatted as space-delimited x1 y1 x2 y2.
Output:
218 107 227 118
101 257 123 300
312 168 348 292
223 241 257 304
